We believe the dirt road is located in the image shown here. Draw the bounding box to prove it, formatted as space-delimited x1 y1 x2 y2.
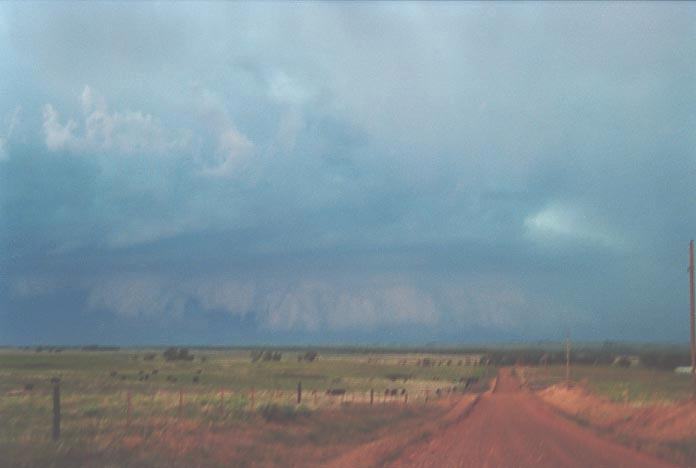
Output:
389 369 674 468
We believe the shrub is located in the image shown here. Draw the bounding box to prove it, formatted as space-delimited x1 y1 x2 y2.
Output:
258 403 310 422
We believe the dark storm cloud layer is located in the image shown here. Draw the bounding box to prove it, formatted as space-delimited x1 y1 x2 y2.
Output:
1 3 695 344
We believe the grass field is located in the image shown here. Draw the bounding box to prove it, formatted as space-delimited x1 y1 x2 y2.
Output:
521 364 694 403
0 348 490 467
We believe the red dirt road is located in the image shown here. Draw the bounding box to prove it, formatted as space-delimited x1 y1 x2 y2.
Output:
389 369 675 468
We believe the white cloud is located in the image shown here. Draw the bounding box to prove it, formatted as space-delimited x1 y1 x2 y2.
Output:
42 86 189 155
42 104 78 151
81 85 107 115
524 202 624 248
199 127 253 177
193 87 254 177
0 106 21 161
268 71 312 105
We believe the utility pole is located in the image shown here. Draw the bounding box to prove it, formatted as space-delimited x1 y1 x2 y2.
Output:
565 334 571 387
689 240 695 387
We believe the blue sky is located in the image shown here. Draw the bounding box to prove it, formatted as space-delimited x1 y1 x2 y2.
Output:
1 2 695 345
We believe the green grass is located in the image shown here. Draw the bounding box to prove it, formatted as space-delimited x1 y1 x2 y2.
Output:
0 348 488 394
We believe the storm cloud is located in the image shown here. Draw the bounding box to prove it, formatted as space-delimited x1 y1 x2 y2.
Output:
1 2 695 344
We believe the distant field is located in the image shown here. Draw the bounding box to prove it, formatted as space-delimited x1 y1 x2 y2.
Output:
0 348 490 467
521 364 694 403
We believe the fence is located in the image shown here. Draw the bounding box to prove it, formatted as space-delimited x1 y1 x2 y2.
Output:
31 380 469 441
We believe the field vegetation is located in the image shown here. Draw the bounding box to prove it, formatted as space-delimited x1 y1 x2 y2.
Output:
0 347 490 467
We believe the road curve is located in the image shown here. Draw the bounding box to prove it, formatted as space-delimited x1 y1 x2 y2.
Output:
389 369 674 468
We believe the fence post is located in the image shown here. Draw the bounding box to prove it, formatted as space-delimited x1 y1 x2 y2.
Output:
220 389 224 415
297 381 302 405
126 391 132 429
52 379 60 441
370 388 374 405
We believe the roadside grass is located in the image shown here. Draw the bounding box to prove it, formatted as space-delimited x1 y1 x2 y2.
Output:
522 365 694 403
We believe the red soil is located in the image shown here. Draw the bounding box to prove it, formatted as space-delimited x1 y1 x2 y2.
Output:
383 369 673 468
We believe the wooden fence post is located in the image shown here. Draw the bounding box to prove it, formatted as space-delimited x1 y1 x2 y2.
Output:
52 379 60 441
297 381 302 405
126 391 132 429
370 388 374 405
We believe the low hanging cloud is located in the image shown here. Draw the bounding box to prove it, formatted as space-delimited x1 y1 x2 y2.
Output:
261 281 439 332
84 275 255 320
14 272 440 332
11 270 580 336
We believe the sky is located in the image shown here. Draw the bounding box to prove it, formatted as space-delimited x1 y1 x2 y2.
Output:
1 2 695 345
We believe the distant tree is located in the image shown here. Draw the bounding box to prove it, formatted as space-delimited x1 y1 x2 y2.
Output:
163 347 194 361
163 347 178 361
251 350 263 362
298 351 318 362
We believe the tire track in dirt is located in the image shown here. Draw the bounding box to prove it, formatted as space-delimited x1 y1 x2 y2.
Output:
386 369 675 468
326 391 484 468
